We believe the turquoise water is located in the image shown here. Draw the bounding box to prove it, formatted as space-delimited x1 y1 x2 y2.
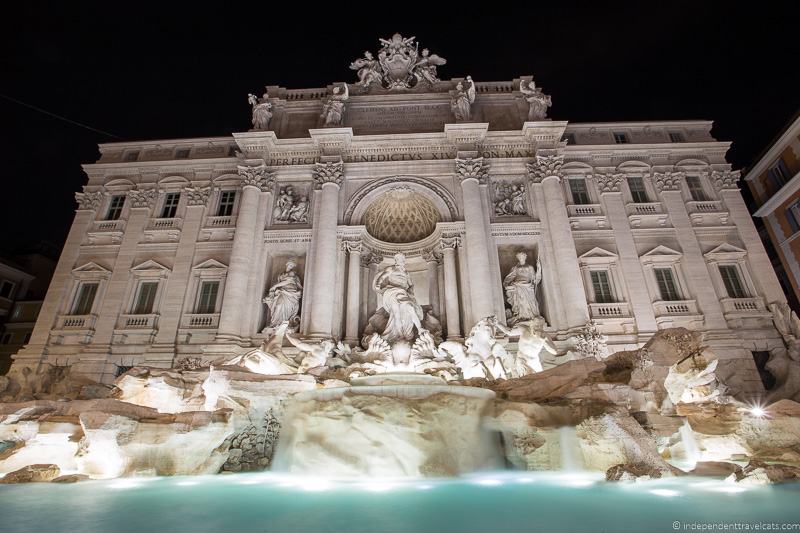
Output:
1 472 799 533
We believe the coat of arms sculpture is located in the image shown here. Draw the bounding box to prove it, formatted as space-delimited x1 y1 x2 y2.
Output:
350 33 447 90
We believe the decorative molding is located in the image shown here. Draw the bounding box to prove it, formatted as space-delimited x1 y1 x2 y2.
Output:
422 248 442 264
183 186 212 206
440 235 462 250
592 173 625 194
455 157 489 185
313 160 344 189
127 188 157 209
344 176 458 223
652 171 684 192
526 154 564 183
342 239 362 254
75 191 104 211
711 170 740 191
237 164 275 190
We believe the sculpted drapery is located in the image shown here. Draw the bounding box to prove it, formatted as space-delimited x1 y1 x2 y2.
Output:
264 260 303 329
372 253 424 344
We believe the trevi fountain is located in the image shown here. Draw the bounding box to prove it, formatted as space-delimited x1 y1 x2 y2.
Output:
2 34 800 532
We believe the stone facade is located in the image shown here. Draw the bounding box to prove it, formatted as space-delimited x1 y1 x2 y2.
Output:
8 35 789 396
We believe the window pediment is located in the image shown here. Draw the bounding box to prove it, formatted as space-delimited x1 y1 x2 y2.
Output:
704 243 747 261
579 247 618 266
72 262 112 279
641 245 683 265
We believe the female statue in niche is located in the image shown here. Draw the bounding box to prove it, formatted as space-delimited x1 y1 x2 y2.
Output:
503 251 542 325
450 75 476 122
264 260 303 330
372 253 424 344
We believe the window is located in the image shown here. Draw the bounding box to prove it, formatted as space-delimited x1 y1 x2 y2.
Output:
1 333 10 345
685 176 708 201
124 150 139 162
718 265 748 298
196 281 220 313
590 271 614 303
768 159 791 190
562 133 576 145
132 282 159 314
72 282 99 315
627 177 649 203
217 190 236 216
106 195 126 220
160 192 180 218
0 280 14 299
668 132 685 143
175 148 190 159
654 268 680 301
613 132 629 144
786 200 800 233
568 178 591 205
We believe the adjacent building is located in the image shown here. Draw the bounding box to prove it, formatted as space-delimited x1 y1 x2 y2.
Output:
8 35 790 397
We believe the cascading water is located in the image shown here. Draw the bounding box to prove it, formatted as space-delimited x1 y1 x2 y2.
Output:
678 420 701 469
558 426 585 471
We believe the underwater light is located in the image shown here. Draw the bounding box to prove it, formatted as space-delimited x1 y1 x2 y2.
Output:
749 406 767 418
650 489 680 497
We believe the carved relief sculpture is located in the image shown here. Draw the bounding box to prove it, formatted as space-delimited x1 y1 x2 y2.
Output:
320 84 349 127
450 76 476 122
503 251 542 325
247 91 273 131
263 259 303 330
273 185 309 223
519 80 552 121
494 182 528 216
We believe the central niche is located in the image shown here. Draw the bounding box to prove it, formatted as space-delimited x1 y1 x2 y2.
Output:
363 186 441 244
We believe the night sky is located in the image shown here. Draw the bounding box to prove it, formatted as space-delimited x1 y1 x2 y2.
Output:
2 2 798 254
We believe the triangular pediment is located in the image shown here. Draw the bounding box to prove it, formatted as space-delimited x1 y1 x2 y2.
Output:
580 247 618 259
641 245 682 258
72 262 111 274
131 260 170 272
193 259 228 270
705 243 747 259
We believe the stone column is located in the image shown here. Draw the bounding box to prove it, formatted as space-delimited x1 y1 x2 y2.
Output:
241 187 273 336
654 172 727 330
343 240 362 344
217 164 273 340
594 173 658 333
12 191 104 369
441 236 462 339
307 159 344 337
455 157 496 324
153 186 210 345
423 249 441 317
528 155 590 330
714 170 786 304
366 252 382 318
93 188 157 344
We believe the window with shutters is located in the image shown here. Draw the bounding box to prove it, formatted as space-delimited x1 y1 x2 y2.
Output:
590 270 614 303
718 265 748 299
72 282 99 315
654 268 681 301
160 192 180 218
685 176 708 201
196 281 220 314
568 178 591 205
627 177 649 203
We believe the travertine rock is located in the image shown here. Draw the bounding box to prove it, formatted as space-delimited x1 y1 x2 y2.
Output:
605 462 664 481
730 459 800 485
51 473 89 483
690 461 741 477
0 463 60 483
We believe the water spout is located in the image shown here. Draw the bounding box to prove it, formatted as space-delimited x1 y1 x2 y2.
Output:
558 426 584 471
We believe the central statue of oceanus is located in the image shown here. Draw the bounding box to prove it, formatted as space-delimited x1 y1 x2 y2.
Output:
372 253 424 344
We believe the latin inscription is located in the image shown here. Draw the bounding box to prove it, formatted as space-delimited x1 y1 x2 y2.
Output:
346 103 453 134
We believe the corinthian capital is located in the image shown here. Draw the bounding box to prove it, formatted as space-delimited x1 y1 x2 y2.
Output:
526 154 564 183
592 173 625 194
652 172 684 192
127 188 157 209
237 164 275 190
341 239 362 254
183 186 212 206
711 170 740 191
455 157 489 185
75 191 104 211
313 160 344 189
440 235 462 250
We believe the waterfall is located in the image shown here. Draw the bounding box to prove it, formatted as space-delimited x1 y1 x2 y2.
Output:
679 420 701 468
558 426 584 471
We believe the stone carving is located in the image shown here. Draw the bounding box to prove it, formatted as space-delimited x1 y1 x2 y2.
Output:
176 356 206 371
664 354 721 405
349 51 383 88
494 182 528 216
495 317 556 375
455 157 489 184
593 173 625 194
75 191 103 211
573 320 609 360
503 251 542 325
237 164 274 189
464 316 509 379
226 323 298 375
526 155 564 183
519 80 552 121
272 185 309 223
363 187 441 243
183 186 211 207
247 91 273 131
127 188 157 209
440 235 461 250
312 160 344 188
285 331 336 374
711 169 740 191
450 76 476 122
350 33 447 90
767 302 800 402
320 84 349 127
372 253 424 345
653 172 684 192
264 260 303 330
